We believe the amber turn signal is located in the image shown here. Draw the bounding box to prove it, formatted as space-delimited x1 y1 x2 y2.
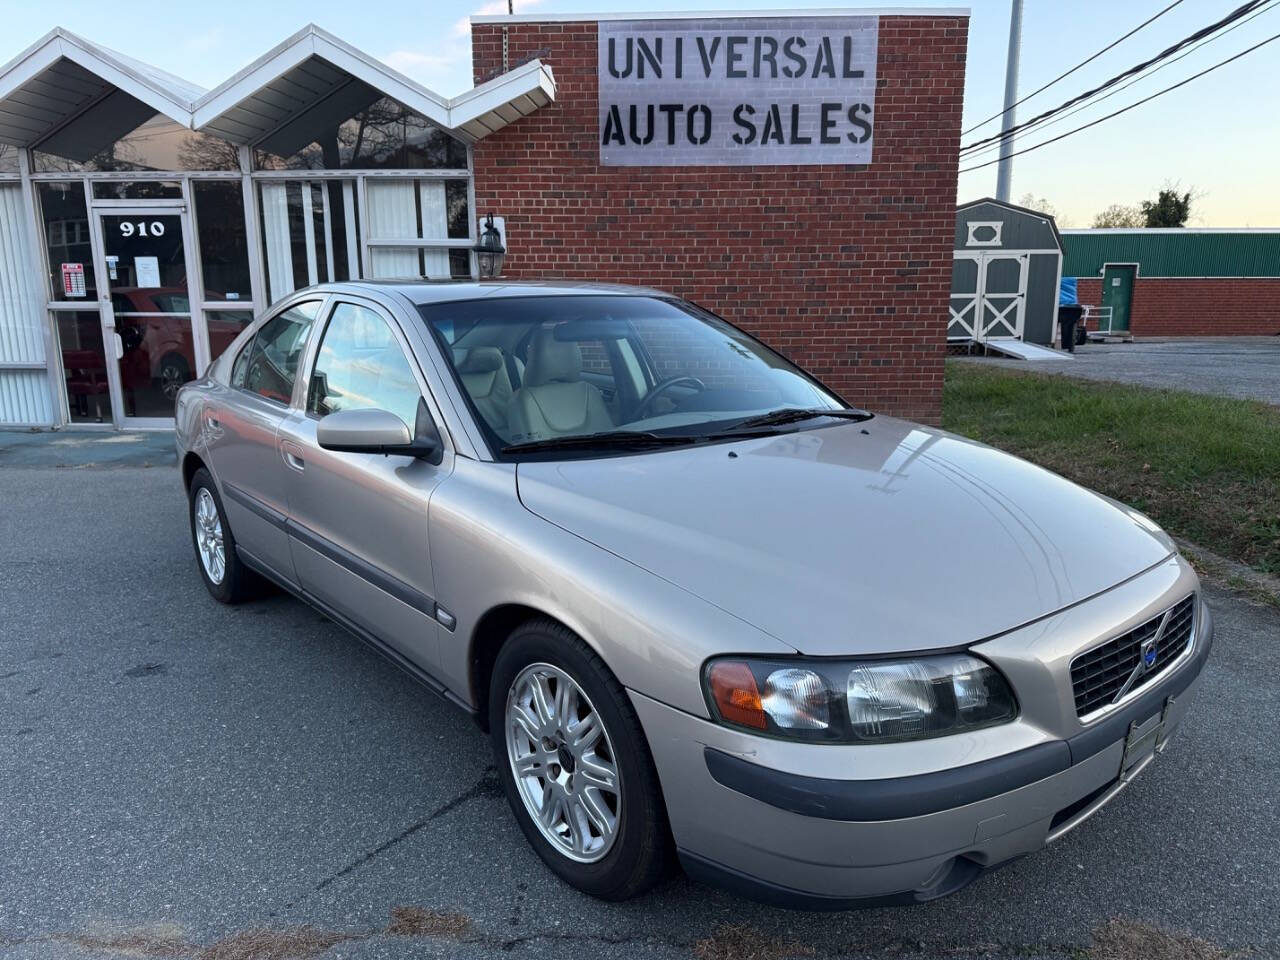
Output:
707 660 767 729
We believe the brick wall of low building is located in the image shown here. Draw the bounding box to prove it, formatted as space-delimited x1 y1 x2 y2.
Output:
471 16 968 424
1075 278 1280 337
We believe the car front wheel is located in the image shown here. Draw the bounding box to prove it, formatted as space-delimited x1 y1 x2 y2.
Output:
489 619 672 900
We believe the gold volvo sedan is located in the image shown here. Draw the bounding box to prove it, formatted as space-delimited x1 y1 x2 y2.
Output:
175 281 1212 907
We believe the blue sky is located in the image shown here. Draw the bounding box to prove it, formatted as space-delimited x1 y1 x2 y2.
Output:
5 1 1277 226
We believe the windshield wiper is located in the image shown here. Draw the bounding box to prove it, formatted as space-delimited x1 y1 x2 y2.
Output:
719 407 875 432
501 430 703 455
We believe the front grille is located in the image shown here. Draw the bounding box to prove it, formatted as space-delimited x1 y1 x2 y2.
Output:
1070 595 1196 717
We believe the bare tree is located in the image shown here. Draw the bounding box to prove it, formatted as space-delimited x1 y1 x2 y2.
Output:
1091 204 1144 228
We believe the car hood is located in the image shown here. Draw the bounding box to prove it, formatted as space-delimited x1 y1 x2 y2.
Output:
514 417 1174 656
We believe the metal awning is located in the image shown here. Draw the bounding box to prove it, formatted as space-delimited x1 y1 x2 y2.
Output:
0 28 204 148
191 24 555 147
0 23 555 155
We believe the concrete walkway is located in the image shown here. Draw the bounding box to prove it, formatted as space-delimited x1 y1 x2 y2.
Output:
0 429 176 468
956 337 1280 406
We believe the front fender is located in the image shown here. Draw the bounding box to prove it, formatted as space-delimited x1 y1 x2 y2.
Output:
427 458 795 718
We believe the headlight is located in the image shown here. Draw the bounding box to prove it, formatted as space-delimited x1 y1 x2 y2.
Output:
704 654 1017 743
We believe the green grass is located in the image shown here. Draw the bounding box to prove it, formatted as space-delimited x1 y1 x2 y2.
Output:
942 361 1280 577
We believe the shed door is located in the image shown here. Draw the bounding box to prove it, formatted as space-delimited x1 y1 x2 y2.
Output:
949 254 980 340
977 253 1028 341
1101 265 1135 333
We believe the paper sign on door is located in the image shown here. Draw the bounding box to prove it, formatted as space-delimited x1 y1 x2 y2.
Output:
61 263 85 297
135 256 160 288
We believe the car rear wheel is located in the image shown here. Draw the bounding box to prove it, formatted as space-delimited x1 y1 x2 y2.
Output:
489 619 673 900
188 467 255 604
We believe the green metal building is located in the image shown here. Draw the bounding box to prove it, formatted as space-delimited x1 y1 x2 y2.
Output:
1060 229 1280 338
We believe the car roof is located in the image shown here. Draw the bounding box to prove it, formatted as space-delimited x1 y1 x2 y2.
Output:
303 279 674 306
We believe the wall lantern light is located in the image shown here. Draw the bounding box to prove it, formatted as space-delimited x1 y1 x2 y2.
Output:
474 213 506 279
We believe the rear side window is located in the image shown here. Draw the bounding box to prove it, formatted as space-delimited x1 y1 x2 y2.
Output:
243 301 320 404
307 302 422 429
229 337 254 388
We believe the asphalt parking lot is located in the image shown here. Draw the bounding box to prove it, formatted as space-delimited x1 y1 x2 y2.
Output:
2 455 1279 960
959 336 1280 406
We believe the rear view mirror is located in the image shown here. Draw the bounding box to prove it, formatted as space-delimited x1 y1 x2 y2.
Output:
317 408 442 463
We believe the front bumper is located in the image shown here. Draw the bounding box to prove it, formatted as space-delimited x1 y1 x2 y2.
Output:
632 595 1213 909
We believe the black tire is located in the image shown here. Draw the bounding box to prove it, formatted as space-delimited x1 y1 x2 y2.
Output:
489 619 674 900
187 467 255 604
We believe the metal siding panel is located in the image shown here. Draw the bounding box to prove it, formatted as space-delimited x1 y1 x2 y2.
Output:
0 182 52 424
0 184 45 365
1063 233 1280 278
0 369 53 425
956 201 1057 251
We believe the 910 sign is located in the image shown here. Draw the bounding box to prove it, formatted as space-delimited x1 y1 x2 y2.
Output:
118 220 166 238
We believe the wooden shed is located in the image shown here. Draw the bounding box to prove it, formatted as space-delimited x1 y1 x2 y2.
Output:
951 198 1065 346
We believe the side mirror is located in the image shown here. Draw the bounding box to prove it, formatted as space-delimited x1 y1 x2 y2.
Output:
316 408 442 462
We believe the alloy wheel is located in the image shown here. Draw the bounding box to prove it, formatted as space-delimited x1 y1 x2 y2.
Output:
160 363 186 399
504 662 622 863
194 487 225 584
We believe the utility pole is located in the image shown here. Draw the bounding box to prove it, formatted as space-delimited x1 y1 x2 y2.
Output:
996 0 1024 202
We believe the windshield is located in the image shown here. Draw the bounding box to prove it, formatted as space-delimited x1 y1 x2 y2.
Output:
417 295 849 458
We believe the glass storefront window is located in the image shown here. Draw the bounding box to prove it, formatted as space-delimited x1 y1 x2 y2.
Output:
37 183 96 302
193 181 253 302
258 179 366 300
55 311 110 423
206 310 255 363
253 97 467 171
32 113 239 172
362 178 471 281
92 181 183 200
367 246 472 280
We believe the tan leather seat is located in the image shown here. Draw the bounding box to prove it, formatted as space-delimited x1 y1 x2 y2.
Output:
455 347 514 432
507 328 614 441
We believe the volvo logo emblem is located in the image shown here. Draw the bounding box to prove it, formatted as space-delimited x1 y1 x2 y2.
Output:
1141 637 1159 671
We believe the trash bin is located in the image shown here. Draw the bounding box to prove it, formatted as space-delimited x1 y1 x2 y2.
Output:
1058 304 1084 353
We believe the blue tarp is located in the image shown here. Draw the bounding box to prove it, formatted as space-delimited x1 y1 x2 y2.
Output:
1059 276 1078 305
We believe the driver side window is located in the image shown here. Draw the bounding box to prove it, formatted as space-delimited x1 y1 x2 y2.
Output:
307 302 423 431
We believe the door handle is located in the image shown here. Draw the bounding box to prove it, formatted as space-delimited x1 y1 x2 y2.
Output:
281 440 305 472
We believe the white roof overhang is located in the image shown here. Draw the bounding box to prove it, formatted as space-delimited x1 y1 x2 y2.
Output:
0 28 202 150
0 23 555 159
192 24 556 147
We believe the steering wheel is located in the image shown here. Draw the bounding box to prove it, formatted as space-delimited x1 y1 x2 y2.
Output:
634 376 706 418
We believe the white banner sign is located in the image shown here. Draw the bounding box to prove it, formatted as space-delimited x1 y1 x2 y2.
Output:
598 16 878 166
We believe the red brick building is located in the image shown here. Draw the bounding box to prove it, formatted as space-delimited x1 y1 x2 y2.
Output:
471 10 969 424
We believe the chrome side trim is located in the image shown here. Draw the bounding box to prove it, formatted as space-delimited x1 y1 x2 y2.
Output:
222 481 288 528
222 480 442 621
286 518 438 620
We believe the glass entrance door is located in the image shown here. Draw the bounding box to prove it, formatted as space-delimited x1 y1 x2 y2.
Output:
96 208 202 422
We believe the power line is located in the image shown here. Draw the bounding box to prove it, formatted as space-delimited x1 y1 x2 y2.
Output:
962 0 1187 136
960 0 1270 155
959 29 1280 173
961 0 1280 163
